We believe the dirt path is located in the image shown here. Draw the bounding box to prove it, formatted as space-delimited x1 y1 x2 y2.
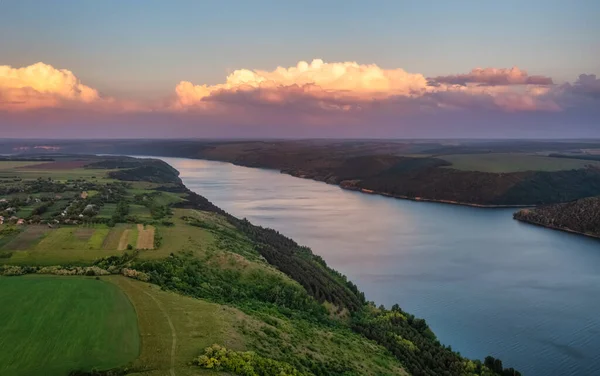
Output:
117 229 131 251
124 278 177 376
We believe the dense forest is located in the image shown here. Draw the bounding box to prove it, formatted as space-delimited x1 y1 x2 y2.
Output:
514 197 600 237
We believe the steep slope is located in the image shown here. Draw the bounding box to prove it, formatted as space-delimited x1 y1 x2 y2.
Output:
514 197 600 238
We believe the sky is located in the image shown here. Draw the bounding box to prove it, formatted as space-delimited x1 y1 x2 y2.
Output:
1 0 599 138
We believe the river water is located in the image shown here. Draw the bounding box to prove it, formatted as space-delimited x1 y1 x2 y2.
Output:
159 156 600 376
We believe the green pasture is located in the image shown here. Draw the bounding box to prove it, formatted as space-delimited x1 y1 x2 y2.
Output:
440 153 600 172
0 275 139 376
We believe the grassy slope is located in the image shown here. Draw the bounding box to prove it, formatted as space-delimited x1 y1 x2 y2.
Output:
109 274 407 376
0 275 139 376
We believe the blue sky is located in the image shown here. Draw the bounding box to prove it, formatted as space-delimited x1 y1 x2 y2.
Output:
0 0 599 138
1 0 598 98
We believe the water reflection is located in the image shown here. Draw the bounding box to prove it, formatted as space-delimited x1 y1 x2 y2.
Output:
159 156 600 376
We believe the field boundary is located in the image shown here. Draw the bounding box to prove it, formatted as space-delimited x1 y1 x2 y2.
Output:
124 278 177 376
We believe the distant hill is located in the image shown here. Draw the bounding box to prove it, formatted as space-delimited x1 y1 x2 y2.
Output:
514 197 600 238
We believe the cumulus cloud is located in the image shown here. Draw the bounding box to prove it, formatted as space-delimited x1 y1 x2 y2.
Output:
174 59 565 115
3 59 597 126
429 67 553 86
567 74 600 99
0 62 101 110
174 59 430 109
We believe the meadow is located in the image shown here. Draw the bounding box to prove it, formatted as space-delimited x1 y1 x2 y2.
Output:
439 153 600 172
0 275 139 376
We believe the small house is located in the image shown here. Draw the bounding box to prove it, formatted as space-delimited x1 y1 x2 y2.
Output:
16 218 24 225
80 191 88 199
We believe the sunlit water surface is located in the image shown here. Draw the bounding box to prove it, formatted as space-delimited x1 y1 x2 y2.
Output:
158 157 600 376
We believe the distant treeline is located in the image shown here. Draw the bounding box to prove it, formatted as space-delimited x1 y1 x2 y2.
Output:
514 196 600 237
548 153 600 161
0 157 54 161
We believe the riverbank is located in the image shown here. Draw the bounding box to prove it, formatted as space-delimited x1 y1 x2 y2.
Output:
514 217 600 239
341 185 533 208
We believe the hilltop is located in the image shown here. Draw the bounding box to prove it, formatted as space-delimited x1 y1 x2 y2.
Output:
0 155 519 376
514 197 600 238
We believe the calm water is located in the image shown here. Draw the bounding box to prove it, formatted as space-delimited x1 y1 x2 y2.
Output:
160 156 600 376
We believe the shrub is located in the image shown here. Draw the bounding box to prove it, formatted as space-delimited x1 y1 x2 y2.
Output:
193 344 310 376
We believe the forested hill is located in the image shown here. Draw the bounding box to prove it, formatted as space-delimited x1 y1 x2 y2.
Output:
514 197 600 238
5 139 600 206
125 157 523 376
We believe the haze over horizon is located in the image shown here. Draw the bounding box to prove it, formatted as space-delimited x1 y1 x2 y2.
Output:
1 0 599 138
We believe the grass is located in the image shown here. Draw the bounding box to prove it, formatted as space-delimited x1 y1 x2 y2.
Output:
109 275 405 376
440 153 600 172
0 275 139 376
2 225 49 250
102 224 127 249
34 226 110 251
130 204 151 218
0 168 116 183
0 161 47 169
97 203 117 218
15 206 34 218
136 224 155 249
107 276 240 376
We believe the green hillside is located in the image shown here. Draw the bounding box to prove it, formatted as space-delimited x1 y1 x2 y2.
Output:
0 155 519 376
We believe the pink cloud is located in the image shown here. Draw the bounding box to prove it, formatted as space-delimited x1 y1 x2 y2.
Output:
174 60 564 115
0 62 100 111
2 60 598 130
429 67 553 86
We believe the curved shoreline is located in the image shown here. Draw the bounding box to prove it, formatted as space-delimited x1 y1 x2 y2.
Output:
187 157 536 208
513 217 600 240
340 186 532 208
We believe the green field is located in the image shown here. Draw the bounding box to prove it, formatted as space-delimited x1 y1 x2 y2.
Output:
34 226 111 251
440 153 600 172
130 204 151 217
0 275 139 376
109 276 236 376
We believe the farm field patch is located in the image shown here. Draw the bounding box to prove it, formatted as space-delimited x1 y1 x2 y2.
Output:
440 153 600 172
0 275 139 376
136 224 155 249
130 204 151 218
102 224 127 249
1 225 49 250
34 226 110 251
19 160 90 170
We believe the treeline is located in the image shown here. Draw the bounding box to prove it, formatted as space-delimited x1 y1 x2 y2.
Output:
178 190 366 313
105 160 521 376
103 158 181 184
352 305 521 376
514 196 600 237
335 160 600 206
174 188 518 376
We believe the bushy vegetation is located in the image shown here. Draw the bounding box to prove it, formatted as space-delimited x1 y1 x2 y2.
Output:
194 344 310 376
180 191 366 313
107 160 181 184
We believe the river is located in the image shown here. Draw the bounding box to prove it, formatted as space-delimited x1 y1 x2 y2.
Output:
159 156 600 376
